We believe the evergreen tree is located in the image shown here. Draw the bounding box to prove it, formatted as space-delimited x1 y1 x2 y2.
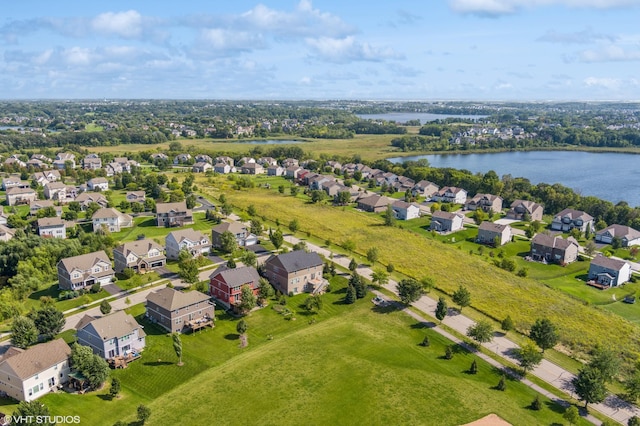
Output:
236 319 248 335
109 377 121 399
11 316 38 349
172 333 183 366
530 395 542 411
435 297 448 322
444 345 453 360
496 375 507 391
469 359 478 374
348 258 358 271
501 315 514 331
345 285 356 304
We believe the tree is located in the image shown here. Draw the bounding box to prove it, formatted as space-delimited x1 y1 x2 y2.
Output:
250 218 263 236
70 344 110 390
501 315 514 332
563 405 580 425
366 247 379 264
466 320 493 344
444 345 453 360
572 365 607 409
236 319 248 335
452 285 471 312
257 278 274 304
371 269 389 286
100 300 112 315
344 285 356 304
529 318 559 353
420 336 430 347
469 359 478 374
585 240 597 256
240 250 257 268
310 190 326 203
137 404 151 425
397 278 424 305
420 277 434 293
625 371 640 402
178 257 199 284
350 272 366 299
515 341 543 375
530 395 542 411
496 375 506 391
290 186 299 196
13 401 54 425
219 231 237 254
589 346 620 383
288 219 299 234
109 377 121 399
269 228 283 250
348 258 358 271
435 297 448 322
11 315 38 349
335 191 351 206
304 295 323 314
226 258 237 269
239 284 257 313
247 204 257 217
629 416 640 426
384 204 396 227
172 332 183 366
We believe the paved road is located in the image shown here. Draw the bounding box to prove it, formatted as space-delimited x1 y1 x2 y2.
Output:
284 234 640 425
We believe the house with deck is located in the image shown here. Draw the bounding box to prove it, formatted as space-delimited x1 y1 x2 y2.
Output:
74 192 108 210
412 180 439 198
75 311 146 360
432 187 468 204
357 194 393 213
392 200 421 220
588 255 631 288
465 194 503 214
156 202 193 227
6 187 37 206
165 228 211 259
264 250 325 295
477 221 511 246
92 208 133 233
145 287 214 333
506 200 544 222
37 217 66 239
209 265 261 309
87 177 109 191
0 339 71 402
530 234 579 264
211 222 258 248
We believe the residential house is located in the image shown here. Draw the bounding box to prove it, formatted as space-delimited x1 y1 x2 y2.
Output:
145 287 214 333
192 162 212 173
530 234 579 264
267 165 285 176
208 265 261 309
239 157 256 165
215 156 234 166
150 153 168 162
429 211 465 233
357 194 393 213
2 176 29 191
126 191 146 204
113 239 166 274
30 154 52 163
6 187 37 206
240 163 264 175
264 250 325 295
595 225 640 247
213 162 233 174
165 228 211 260
30 200 62 217
156 201 193 227
74 192 108 210
392 200 421 220
53 152 75 169
257 157 277 166
43 182 67 201
506 200 544 222
285 166 303 179
92 208 133 233
173 153 192 165
588 255 632 287
37 217 66 239
30 170 61 186
82 155 102 170
282 158 299 168
0 224 15 242
3 156 26 168
57 250 114 290
195 154 213 164
551 209 594 233
432 187 468 204
104 162 123 176
465 194 503 214
477 221 512 246
0 339 71 402
75 311 146 360
87 177 109 192
211 222 258 248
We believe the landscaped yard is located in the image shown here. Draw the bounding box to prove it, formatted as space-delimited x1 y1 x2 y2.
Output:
26 276 585 426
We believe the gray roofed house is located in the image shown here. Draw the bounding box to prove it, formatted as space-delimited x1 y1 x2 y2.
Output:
477 221 512 246
0 338 71 401
356 194 393 213
595 224 640 247
145 287 214 333
6 187 37 206
264 250 326 295
209 265 261 309
465 193 503 214
588 254 632 288
0 224 15 242
87 177 109 191
74 192 108 210
113 238 166 274
156 201 193 227
530 234 579 264
506 200 544 221
92 207 133 232
29 200 63 217
37 217 66 239
429 210 464 233
211 222 258 248
551 208 594 233
75 310 146 360
166 228 211 259
57 250 114 290
126 191 146 203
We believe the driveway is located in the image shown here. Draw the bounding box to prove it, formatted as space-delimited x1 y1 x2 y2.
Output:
102 283 123 296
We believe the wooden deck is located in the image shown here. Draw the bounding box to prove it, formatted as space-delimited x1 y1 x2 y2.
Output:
186 316 214 332
586 280 611 290
108 352 142 369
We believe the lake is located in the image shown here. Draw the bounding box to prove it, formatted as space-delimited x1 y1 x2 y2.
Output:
237 139 302 145
356 112 488 124
388 150 640 207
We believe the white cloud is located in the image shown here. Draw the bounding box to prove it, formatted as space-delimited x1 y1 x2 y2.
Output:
449 0 639 16
91 10 143 38
579 44 640 62
305 36 403 63
200 29 265 51
537 28 616 44
63 47 93 66
583 77 622 90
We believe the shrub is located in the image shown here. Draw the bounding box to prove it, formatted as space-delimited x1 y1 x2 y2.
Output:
90 283 102 294
122 268 135 279
420 336 430 347
444 346 453 360
386 263 395 273
496 376 506 391
530 395 542 411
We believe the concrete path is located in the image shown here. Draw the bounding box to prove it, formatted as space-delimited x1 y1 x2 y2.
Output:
284 234 640 425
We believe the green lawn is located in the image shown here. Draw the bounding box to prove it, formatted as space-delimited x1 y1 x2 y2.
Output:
26 284 110 312
111 212 216 243
5 276 582 426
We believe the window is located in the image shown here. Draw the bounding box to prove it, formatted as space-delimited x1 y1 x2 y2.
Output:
48 377 55 387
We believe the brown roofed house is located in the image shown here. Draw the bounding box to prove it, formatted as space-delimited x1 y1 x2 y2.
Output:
264 250 326 295
57 250 114 290
113 239 166 274
155 201 193 227
145 287 214 333
76 310 146 360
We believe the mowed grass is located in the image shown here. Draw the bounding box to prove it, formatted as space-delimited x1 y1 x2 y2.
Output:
199 175 640 361
138 303 581 426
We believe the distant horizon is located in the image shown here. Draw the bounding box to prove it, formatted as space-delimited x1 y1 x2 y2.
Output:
2 0 640 100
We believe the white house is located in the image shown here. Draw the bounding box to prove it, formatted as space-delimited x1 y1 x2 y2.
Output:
432 186 468 204
595 225 640 247
165 228 212 260
87 177 109 192
75 311 146 360
588 255 632 288
392 200 421 220
92 208 133 232
37 217 66 239
0 339 71 402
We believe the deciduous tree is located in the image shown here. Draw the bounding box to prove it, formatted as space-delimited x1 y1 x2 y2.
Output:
572 365 607 409
529 318 559 353
466 320 493 344
452 285 471 312
515 341 543 375
397 278 424 305
11 315 38 349
239 284 257 313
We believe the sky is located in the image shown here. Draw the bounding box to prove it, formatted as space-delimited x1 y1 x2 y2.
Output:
2 0 640 101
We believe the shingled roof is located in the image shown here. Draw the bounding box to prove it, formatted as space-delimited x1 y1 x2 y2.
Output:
0 339 70 380
265 250 323 273
146 287 210 311
75 310 145 341
209 265 261 287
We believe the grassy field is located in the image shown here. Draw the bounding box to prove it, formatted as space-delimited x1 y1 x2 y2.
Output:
197 174 640 363
1 276 583 426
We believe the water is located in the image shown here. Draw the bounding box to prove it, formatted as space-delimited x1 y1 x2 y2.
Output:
237 139 303 145
388 150 640 207
356 112 488 124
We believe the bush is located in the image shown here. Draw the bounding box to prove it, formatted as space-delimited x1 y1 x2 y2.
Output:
496 376 506 391
121 268 135 279
420 336 430 347
444 346 453 360
530 395 542 411
90 283 102 294
386 263 395 273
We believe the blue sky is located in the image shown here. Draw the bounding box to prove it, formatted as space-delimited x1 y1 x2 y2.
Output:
2 0 640 100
